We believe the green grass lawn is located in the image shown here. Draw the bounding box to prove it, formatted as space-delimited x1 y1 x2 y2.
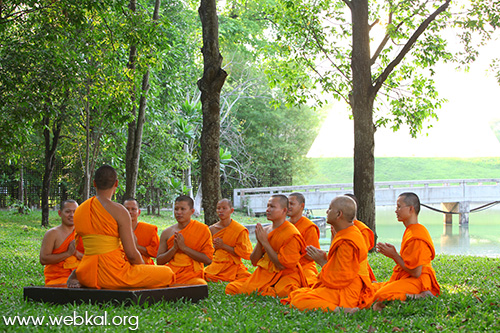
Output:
295 157 500 185
1 209 499 332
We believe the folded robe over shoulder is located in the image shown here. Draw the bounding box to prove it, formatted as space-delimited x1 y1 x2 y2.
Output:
134 221 159 265
74 197 175 289
373 223 441 301
281 225 375 311
204 219 252 282
225 221 308 297
293 216 320 287
353 219 377 282
166 219 214 285
44 230 81 285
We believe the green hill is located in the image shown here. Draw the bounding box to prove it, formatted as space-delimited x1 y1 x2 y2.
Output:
294 157 500 185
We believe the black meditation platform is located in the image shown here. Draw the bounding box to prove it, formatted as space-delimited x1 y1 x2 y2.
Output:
24 284 208 305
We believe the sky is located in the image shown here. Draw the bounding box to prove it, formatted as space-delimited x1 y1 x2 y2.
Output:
308 30 500 158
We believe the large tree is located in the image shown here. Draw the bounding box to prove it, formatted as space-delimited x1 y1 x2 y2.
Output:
267 0 499 237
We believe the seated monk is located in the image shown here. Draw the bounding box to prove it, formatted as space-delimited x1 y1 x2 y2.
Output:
287 192 320 286
124 198 159 265
40 200 83 285
157 195 213 285
67 165 175 289
282 196 375 312
373 192 440 311
204 199 252 282
225 195 308 297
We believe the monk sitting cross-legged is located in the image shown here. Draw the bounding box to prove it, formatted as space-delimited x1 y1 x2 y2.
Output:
287 192 321 287
40 200 83 285
157 195 214 285
281 196 375 312
124 198 159 265
372 192 440 311
225 195 308 297
67 165 175 289
204 199 252 282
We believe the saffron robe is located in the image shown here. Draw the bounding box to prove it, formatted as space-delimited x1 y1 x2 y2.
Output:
373 223 441 301
225 221 308 297
293 216 320 286
204 219 252 282
74 197 175 289
353 219 377 282
134 221 159 265
166 219 214 285
44 230 81 285
282 225 375 311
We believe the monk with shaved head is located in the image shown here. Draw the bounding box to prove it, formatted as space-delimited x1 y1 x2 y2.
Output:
204 199 253 282
282 195 375 312
226 194 308 297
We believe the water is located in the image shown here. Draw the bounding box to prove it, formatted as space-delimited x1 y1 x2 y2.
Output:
315 204 500 258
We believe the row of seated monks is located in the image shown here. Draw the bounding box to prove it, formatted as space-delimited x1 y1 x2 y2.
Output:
40 164 440 312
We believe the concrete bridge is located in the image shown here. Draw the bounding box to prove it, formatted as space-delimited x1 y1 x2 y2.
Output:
233 179 500 224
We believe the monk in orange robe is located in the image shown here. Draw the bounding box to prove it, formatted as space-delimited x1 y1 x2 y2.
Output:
205 199 252 282
157 195 213 285
225 195 308 297
287 192 320 286
40 200 83 285
124 198 159 265
282 196 375 312
373 192 440 311
67 165 175 289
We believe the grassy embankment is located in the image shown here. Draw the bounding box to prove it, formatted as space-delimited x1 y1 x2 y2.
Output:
295 157 500 185
1 209 499 332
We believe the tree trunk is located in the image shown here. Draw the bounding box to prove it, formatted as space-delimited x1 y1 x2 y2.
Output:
83 95 91 200
198 0 227 225
18 163 24 214
350 0 377 240
41 116 62 227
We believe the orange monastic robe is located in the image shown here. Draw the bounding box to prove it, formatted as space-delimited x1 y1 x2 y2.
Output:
134 221 159 265
44 231 81 285
373 223 440 301
74 197 175 289
204 219 253 282
293 216 320 286
225 221 308 297
353 219 377 282
282 225 375 311
166 219 213 285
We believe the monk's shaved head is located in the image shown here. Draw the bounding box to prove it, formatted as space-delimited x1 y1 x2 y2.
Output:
332 196 357 223
399 192 420 215
289 192 305 205
271 194 289 209
175 195 194 209
218 198 233 208
94 165 117 190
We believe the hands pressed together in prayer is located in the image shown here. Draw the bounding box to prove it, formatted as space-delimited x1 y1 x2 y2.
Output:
173 232 186 251
306 245 328 267
255 223 269 245
213 237 224 249
376 242 398 259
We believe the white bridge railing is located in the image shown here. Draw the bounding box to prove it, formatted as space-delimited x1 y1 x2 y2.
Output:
233 179 500 216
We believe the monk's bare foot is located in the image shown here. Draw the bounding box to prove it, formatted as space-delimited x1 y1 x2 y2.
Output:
372 301 386 312
334 307 359 314
406 290 435 299
67 270 81 288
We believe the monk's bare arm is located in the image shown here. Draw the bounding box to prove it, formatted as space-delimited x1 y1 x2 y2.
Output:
156 228 177 265
39 230 75 265
250 241 264 266
114 204 143 265
376 242 422 278
175 233 212 265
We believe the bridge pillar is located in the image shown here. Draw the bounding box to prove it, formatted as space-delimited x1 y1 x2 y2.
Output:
441 202 458 224
459 201 470 225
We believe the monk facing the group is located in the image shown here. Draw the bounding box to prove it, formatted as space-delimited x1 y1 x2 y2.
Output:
282 196 374 312
157 195 213 285
67 165 175 289
287 193 320 286
204 199 252 282
373 192 440 311
123 198 159 265
225 195 308 297
40 200 83 285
